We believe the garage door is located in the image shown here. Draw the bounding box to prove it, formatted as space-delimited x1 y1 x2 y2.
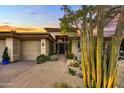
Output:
0 40 5 62
22 40 41 60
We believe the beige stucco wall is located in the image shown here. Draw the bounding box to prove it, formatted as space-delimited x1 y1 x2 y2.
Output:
13 38 21 61
41 39 49 55
6 38 13 62
0 40 6 62
46 39 49 55
6 38 20 62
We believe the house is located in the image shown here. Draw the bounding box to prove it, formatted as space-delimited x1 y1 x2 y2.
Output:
0 26 78 62
0 24 124 63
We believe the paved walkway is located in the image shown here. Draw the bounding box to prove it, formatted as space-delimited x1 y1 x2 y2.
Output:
0 55 66 88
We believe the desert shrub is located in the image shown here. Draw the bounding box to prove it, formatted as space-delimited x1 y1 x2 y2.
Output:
36 54 49 64
49 55 58 61
54 81 71 88
66 53 74 59
68 68 76 76
70 61 80 67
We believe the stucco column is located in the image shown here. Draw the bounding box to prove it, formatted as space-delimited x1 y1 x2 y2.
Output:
6 38 13 62
41 39 48 55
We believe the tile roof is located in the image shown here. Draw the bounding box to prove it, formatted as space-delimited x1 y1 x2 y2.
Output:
0 25 47 33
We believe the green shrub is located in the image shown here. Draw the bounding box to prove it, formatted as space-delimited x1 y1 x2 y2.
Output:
54 81 71 88
2 47 10 61
68 68 76 76
36 54 49 64
66 53 74 59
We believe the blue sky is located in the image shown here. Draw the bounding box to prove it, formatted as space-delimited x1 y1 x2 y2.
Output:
0 5 80 27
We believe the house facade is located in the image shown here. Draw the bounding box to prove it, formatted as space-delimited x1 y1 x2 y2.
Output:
0 27 79 62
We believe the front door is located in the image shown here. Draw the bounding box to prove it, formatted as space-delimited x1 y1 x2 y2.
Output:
59 43 64 54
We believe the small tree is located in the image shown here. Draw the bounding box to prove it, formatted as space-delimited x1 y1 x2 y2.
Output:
2 47 10 61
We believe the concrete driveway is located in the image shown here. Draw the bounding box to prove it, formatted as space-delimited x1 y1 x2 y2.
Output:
0 56 66 88
1 57 123 88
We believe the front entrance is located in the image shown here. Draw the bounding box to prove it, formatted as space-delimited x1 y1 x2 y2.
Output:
55 35 68 55
56 43 67 54
59 43 65 54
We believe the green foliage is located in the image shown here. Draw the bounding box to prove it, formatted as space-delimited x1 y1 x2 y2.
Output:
36 54 49 64
2 47 10 61
65 53 74 59
54 81 71 88
68 68 76 76
67 40 72 54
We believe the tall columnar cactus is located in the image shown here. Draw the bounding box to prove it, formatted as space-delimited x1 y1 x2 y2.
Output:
60 5 124 88
81 6 124 88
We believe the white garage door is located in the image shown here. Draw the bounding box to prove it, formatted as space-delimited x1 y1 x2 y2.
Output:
22 40 41 60
0 40 5 62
